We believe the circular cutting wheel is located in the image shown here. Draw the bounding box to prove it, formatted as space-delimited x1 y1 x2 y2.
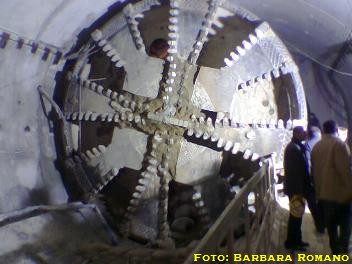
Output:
56 0 307 243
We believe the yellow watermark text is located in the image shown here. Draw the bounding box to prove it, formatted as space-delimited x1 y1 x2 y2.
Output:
193 253 350 262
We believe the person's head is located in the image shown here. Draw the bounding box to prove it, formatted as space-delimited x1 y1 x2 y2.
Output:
149 38 169 60
322 120 338 135
307 125 321 140
292 126 306 142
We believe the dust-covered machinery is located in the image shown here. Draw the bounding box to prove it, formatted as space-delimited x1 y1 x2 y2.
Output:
42 0 307 254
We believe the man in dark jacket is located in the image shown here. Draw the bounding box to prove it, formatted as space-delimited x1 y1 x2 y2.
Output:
284 126 311 251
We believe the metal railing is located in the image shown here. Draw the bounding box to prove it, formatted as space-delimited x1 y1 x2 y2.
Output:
184 155 277 263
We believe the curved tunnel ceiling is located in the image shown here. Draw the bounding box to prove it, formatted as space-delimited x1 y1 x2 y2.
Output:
0 0 351 262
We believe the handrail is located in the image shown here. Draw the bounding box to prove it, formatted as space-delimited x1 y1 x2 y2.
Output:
184 155 276 263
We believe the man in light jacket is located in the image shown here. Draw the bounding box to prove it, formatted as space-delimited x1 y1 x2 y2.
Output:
311 120 352 254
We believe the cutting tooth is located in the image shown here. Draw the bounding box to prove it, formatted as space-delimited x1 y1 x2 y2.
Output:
195 201 205 208
215 119 221 127
138 178 148 185
260 119 268 128
170 9 180 16
120 112 126 121
167 55 174 62
187 129 194 137
203 132 210 140
90 113 98 121
211 133 219 142
104 89 112 98
192 192 201 200
224 141 233 151
246 79 254 87
169 17 178 23
248 34 258 44
111 54 120 62
170 0 179 8
163 95 169 102
272 68 280 78
132 192 142 199
113 113 120 122
84 111 92 121
130 199 139 206
286 119 293 129
65 113 72 121
243 149 252 160
168 25 178 32
107 50 118 59
280 63 289 75
223 117 229 127
251 119 258 128
102 44 112 52
191 114 197 122
230 52 240 62
92 147 100 156
86 150 95 159
167 46 178 53
78 112 84 121
98 39 107 47
147 112 154 119
118 94 124 102
242 40 252 50
127 112 134 122
232 143 241 154
230 119 238 128
269 119 276 129
123 100 130 108
216 138 225 148
251 153 260 161
136 185 146 193
206 117 213 126
106 113 113 122
134 114 141 123
91 30 103 41
148 158 158 166
195 130 203 138
72 112 79 120
236 46 246 56
97 85 104 94
81 152 91 163
263 72 272 81
199 116 205 124
115 61 125 67
255 76 264 84
146 165 157 174
130 101 136 111
224 58 234 67
90 82 97 91
238 83 246 90
277 119 284 129
246 130 256 140
111 92 118 100
111 167 119 177
100 113 109 121
98 145 106 153
255 28 265 39
217 112 225 120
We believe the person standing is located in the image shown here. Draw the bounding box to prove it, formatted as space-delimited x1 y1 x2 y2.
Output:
284 126 310 251
311 120 352 254
304 126 325 233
